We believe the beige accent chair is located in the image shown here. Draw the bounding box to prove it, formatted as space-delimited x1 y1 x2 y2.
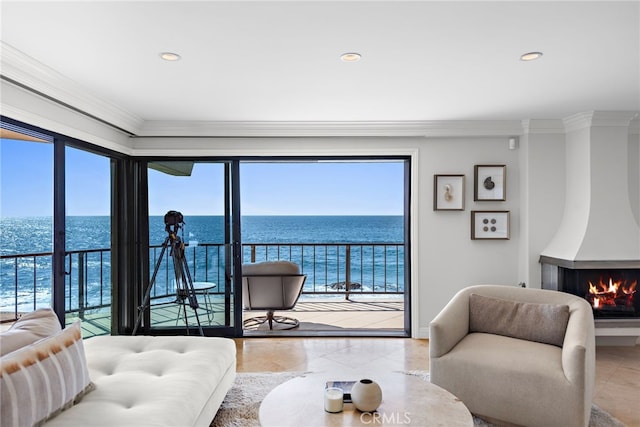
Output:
429 285 595 427
242 261 306 330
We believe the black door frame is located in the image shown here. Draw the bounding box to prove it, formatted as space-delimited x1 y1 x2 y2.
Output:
133 158 242 337
1 116 127 329
133 155 411 338
236 156 412 338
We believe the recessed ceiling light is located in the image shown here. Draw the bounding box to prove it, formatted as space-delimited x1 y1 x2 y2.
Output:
520 51 543 61
340 52 361 62
160 52 181 61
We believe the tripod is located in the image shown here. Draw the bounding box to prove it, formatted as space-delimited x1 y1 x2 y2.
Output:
133 212 203 336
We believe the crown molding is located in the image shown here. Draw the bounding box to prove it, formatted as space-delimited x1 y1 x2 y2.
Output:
1 80 134 155
1 41 142 135
563 111 639 133
521 119 565 134
130 137 422 157
135 119 524 138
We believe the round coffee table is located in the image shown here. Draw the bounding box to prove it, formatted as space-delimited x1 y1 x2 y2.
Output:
259 372 473 426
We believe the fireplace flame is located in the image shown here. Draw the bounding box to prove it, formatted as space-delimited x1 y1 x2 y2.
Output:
588 277 637 309
623 281 637 295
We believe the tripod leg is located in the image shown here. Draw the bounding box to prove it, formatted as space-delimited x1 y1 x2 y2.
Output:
180 301 189 332
179 254 204 336
133 237 170 335
172 243 204 336
171 255 190 333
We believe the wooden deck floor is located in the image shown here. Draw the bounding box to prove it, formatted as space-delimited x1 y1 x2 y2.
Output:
65 296 405 338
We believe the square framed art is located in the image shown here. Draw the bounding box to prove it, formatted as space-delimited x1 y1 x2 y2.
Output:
434 174 465 211
474 165 506 201
471 210 510 240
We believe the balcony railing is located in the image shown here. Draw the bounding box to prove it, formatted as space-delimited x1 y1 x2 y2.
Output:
0 242 405 322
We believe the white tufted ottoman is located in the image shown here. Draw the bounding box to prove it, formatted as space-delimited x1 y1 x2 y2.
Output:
45 335 236 427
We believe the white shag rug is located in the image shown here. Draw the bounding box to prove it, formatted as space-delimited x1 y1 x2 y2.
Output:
211 371 625 427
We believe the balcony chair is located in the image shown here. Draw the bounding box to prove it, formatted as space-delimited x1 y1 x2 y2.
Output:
429 285 595 427
242 260 306 330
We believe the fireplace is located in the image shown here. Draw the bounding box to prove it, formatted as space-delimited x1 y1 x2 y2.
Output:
538 112 640 343
541 257 640 319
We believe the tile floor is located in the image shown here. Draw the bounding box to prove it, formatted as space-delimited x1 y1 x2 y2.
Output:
235 337 640 426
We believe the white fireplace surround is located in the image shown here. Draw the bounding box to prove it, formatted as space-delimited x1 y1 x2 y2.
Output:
539 111 640 344
541 111 640 262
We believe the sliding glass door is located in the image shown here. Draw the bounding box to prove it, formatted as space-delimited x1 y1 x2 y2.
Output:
0 131 54 322
141 160 238 335
64 147 112 333
239 158 410 336
1 118 121 334
131 155 410 337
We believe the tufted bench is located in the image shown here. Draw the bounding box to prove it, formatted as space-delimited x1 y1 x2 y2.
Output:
45 335 236 427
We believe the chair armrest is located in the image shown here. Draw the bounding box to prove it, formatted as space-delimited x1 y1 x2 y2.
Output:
561 300 595 386
429 290 470 358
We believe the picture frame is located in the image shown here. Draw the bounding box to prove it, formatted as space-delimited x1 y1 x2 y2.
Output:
474 165 506 201
471 210 510 240
433 174 465 211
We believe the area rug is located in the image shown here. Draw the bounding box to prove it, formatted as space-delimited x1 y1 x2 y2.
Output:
211 371 625 427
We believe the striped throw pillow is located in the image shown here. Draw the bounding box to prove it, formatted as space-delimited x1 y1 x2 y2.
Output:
0 321 94 426
0 308 62 356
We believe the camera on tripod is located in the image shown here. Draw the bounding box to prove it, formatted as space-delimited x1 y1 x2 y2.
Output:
133 210 203 336
164 210 184 234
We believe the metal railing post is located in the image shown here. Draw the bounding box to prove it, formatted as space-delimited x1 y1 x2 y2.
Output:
251 245 256 263
78 252 85 319
345 245 351 300
32 255 37 311
14 259 19 320
192 246 197 280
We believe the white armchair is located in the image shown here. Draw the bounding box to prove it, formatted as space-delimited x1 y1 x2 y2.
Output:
242 261 306 330
429 285 595 427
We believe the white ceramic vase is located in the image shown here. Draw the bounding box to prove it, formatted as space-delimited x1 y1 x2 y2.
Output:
350 379 382 412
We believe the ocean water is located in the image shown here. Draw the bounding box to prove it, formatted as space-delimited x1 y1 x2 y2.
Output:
0 216 405 311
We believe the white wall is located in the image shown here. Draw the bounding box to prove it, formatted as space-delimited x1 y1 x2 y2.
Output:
519 122 566 288
630 131 640 226
416 137 522 336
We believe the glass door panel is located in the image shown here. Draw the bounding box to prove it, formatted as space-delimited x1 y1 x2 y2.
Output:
0 135 54 322
64 147 111 334
239 159 408 335
146 161 235 333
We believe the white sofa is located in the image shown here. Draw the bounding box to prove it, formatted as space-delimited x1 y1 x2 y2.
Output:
429 285 595 427
1 309 236 427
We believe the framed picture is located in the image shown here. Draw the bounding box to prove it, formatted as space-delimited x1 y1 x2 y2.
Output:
433 174 465 211
471 210 510 240
474 165 506 201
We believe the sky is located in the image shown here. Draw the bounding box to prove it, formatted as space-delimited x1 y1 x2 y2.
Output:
1 138 405 217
